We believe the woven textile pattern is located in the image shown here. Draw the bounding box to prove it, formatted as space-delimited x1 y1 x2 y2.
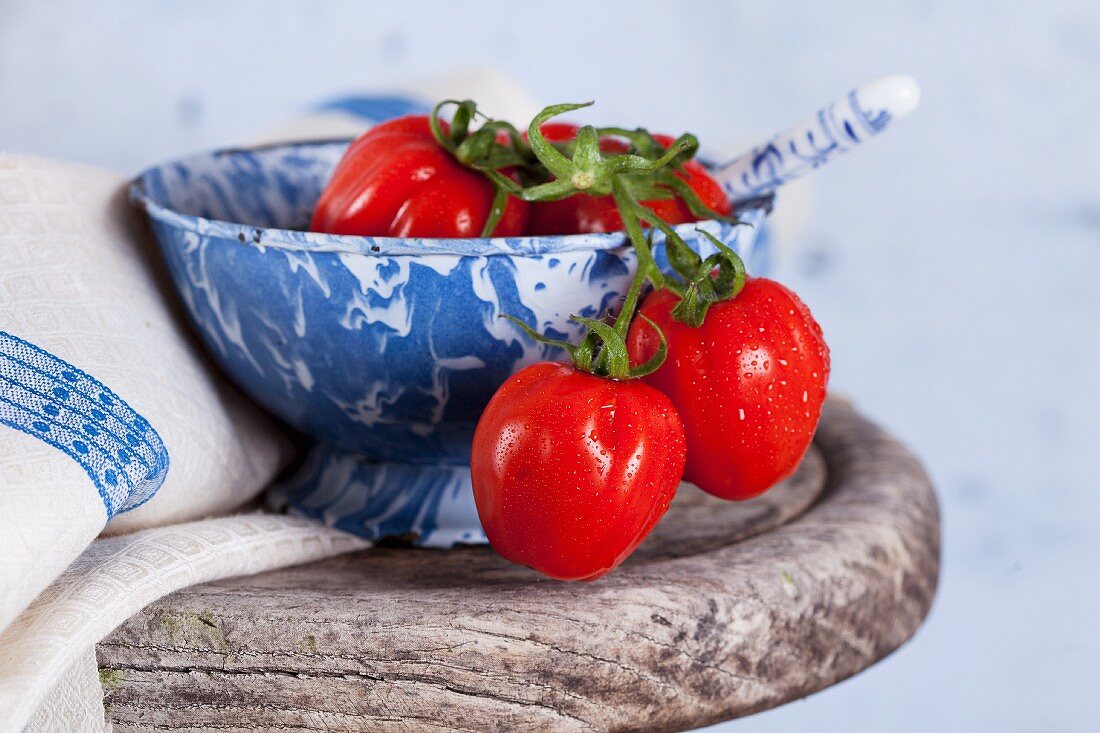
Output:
0 330 169 517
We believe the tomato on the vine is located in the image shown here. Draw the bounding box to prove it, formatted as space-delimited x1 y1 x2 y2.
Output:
627 278 829 501
470 362 686 580
525 123 732 235
312 97 832 580
310 115 528 238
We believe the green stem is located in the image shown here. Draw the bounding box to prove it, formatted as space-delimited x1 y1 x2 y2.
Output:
627 313 668 379
611 179 666 291
661 173 741 224
615 184 696 287
696 228 747 298
601 136 696 178
480 186 510 238
499 315 576 356
526 102 594 180
589 250 649 377
429 100 455 151
615 253 648 340
571 316 630 378
520 178 581 202
594 126 659 155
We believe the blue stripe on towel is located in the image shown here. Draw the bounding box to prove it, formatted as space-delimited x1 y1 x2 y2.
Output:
0 331 169 517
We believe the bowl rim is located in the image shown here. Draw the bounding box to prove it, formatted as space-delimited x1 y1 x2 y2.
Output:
129 138 771 258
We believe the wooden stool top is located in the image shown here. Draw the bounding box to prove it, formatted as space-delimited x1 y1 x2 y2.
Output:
100 398 940 732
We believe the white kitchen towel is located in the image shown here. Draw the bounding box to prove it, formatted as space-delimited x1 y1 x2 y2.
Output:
0 152 293 635
2 513 367 731
26 648 107 733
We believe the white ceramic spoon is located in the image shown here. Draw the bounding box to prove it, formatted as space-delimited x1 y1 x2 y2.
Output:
712 74 921 202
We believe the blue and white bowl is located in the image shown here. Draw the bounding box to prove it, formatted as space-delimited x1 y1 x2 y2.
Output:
131 139 771 546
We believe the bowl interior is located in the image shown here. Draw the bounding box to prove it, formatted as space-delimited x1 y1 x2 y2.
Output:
131 140 771 258
136 140 344 232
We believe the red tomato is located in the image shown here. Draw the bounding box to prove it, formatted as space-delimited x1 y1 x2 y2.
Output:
470 362 686 580
627 279 829 501
310 115 528 238
526 124 732 235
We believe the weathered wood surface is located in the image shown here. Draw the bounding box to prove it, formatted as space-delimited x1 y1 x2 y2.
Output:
98 399 939 732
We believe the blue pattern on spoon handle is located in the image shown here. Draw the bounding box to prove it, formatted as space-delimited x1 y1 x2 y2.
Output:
712 74 921 201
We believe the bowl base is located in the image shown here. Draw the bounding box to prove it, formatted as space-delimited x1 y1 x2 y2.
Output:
266 444 487 548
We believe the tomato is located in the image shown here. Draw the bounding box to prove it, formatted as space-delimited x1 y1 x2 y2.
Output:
627 278 829 501
525 123 732 235
310 115 528 238
470 362 686 580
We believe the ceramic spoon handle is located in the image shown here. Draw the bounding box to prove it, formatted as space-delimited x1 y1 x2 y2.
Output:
711 74 921 202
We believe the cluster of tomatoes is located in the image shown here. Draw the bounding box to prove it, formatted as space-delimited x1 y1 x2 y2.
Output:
310 111 731 239
312 103 830 581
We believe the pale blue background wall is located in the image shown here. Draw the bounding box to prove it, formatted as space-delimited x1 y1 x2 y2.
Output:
3 1 1098 730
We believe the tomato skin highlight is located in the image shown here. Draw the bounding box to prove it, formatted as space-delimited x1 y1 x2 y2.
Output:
627 279 830 501
525 124 732 235
310 115 528 238
470 362 686 580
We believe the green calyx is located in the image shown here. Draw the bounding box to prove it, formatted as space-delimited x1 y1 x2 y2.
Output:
430 100 532 238
665 228 748 327
431 99 749 378
520 102 699 203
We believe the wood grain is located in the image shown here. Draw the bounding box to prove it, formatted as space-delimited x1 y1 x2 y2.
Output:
98 398 939 732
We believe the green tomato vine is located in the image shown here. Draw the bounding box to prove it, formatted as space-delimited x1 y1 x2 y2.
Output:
429 99 750 380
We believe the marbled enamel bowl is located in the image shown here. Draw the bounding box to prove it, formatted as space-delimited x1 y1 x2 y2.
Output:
131 140 771 546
